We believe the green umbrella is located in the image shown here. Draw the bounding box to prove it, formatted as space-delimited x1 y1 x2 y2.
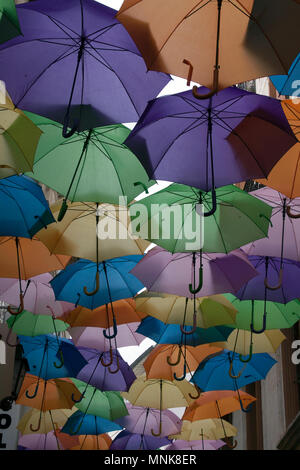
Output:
25 112 155 216
71 378 128 421
0 0 21 44
129 183 272 253
6 310 68 337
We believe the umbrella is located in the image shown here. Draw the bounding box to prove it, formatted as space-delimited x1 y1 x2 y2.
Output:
169 418 237 442
124 86 296 212
18 429 79 451
61 409 122 436
109 430 170 451
18 334 88 381
0 175 55 238
0 95 42 178
270 54 300 97
6 310 68 337
24 113 155 210
129 183 272 252
75 347 136 392
36 201 149 262
135 292 237 328
117 0 300 95
115 404 182 437
0 237 70 316
256 99 300 199
0 0 21 44
0 0 170 135
143 344 223 381
217 328 286 357
183 390 256 419
70 433 112 450
71 378 128 421
17 408 75 435
165 439 225 451
50 256 145 311
191 349 277 391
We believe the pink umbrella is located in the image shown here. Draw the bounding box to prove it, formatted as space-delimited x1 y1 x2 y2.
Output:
18 429 79 450
0 273 74 316
165 439 225 451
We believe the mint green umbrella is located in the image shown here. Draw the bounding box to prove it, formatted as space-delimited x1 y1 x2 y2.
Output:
129 183 272 253
0 0 21 44
71 378 128 421
25 112 154 216
6 310 68 337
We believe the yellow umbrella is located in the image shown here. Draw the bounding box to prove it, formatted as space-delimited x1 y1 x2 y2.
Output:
122 375 199 437
135 292 237 328
36 201 150 262
215 328 286 356
169 418 237 442
0 94 42 179
17 408 76 435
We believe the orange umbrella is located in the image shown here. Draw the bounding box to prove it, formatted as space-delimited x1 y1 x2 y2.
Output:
183 390 256 421
70 434 112 450
59 298 146 327
256 100 300 200
0 237 70 314
144 344 223 381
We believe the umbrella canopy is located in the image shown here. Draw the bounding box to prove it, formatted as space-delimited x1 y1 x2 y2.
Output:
25 114 155 205
135 292 237 328
0 175 55 238
124 86 296 192
256 99 300 199
218 328 286 356
165 439 225 451
18 429 79 451
51 256 145 310
0 0 21 44
70 433 112 450
68 324 146 350
61 409 122 436
143 344 223 381
115 404 182 437
191 349 277 391
0 0 170 132
0 98 41 178
109 430 170 451
270 54 300 97
71 378 128 421
117 0 300 92
17 408 75 435
183 390 256 420
129 183 272 253
130 247 258 298
169 418 237 441
75 347 136 392
6 310 68 337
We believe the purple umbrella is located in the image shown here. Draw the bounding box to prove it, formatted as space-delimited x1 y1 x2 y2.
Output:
0 273 74 316
18 430 78 451
124 86 296 215
109 430 170 450
75 347 136 392
130 246 258 298
0 0 169 136
236 255 300 304
165 439 225 451
115 404 182 437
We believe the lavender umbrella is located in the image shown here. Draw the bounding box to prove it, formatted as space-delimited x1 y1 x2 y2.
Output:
115 404 182 437
165 439 225 451
109 430 170 450
0 0 169 136
18 430 78 451
76 347 136 392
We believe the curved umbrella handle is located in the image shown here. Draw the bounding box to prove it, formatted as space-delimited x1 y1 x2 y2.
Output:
108 354 120 374
62 113 78 139
203 188 217 217
25 382 40 399
5 328 19 348
192 68 220 100
71 392 84 404
264 267 283 291
100 348 114 368
83 271 100 296
29 414 42 433
53 349 64 369
286 205 300 219
103 316 118 339
188 268 203 295
239 343 253 363
240 400 253 413
167 347 182 366
229 360 243 379
180 313 197 335
173 362 186 381
250 314 267 335
225 438 238 449
188 385 201 400
259 213 273 227
57 199 68 222
151 421 162 437
133 182 149 194
7 293 24 316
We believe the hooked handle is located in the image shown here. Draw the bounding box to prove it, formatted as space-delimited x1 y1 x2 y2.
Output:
100 348 114 368
229 360 243 379
250 314 267 335
286 206 300 219
192 68 220 100
188 385 201 400
173 362 186 381
62 113 78 139
108 354 120 374
53 349 64 369
180 313 197 335
7 293 24 316
203 188 217 217
29 414 42 433
264 268 283 291
225 438 238 449
84 271 100 296
239 343 253 364
25 382 40 400
103 316 118 339
57 199 68 222
167 347 182 366
188 268 203 295
151 421 162 437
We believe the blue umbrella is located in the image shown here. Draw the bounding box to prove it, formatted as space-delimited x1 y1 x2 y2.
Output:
0 175 54 238
270 53 300 97
61 409 122 436
50 256 145 310
191 349 277 392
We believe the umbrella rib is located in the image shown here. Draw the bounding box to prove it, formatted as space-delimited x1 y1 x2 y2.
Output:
45 14 81 41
